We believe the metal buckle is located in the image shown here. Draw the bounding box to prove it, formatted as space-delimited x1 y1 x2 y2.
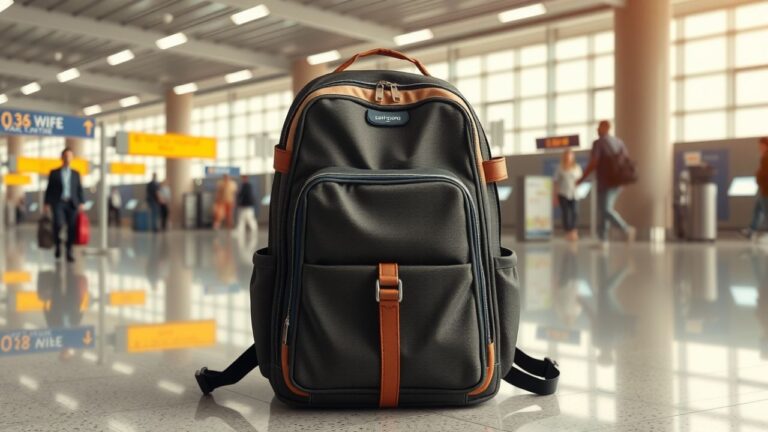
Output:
375 279 403 303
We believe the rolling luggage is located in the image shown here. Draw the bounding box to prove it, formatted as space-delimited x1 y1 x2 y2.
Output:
38 214 55 249
196 48 559 407
75 211 90 245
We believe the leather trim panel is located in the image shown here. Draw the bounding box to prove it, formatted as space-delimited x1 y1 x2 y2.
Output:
468 342 495 397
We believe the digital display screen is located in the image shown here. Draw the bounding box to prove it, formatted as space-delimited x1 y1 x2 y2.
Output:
536 135 580 150
124 199 138 210
497 186 512 201
28 202 39 212
83 200 94 211
728 176 758 197
575 183 592 200
261 194 271 206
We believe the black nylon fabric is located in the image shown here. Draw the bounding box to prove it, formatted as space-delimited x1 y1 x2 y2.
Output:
250 248 275 378
294 264 480 391
304 181 470 265
494 248 520 377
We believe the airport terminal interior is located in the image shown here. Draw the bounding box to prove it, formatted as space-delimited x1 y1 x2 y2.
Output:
1 0 768 430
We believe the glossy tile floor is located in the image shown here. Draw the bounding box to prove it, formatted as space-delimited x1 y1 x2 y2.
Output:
1 226 767 431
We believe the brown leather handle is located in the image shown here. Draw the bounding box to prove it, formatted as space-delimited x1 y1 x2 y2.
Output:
334 48 431 76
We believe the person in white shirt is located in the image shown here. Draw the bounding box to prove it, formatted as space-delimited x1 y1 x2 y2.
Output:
554 149 583 241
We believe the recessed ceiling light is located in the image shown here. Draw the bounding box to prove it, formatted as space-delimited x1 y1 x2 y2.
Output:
107 49 135 66
0 0 13 14
20 82 41 95
224 69 253 83
498 3 547 23
83 104 101 116
173 82 198 95
394 29 434 46
56 68 80 83
231 4 269 25
0 94 7 105
307 50 341 66
119 96 140 107
155 32 187 50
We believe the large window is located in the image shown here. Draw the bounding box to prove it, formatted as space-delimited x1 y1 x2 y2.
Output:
452 29 613 155
674 2 768 141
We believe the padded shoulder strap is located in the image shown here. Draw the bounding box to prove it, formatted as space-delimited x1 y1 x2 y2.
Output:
195 344 258 395
503 348 560 396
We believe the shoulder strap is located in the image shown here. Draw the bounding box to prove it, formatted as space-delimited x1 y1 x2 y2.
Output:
195 344 258 394
503 348 560 396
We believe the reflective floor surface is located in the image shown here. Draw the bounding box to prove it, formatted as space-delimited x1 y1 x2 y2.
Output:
1 226 767 431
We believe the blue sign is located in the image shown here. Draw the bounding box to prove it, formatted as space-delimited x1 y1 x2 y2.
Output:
0 326 95 356
0 108 95 139
205 166 240 177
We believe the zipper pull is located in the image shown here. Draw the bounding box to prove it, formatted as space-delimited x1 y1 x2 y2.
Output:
375 81 385 102
390 82 401 102
282 317 290 344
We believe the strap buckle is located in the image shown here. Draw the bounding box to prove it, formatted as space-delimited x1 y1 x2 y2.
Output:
544 357 559 377
375 279 403 302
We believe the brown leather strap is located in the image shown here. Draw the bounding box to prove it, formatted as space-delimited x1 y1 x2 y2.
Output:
378 262 400 408
482 157 508 183
334 48 431 76
273 146 291 173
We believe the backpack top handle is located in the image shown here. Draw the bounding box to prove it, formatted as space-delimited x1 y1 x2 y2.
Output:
334 48 431 77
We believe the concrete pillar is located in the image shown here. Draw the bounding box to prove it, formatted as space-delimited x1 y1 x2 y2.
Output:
614 0 671 241
164 89 193 229
291 59 328 95
6 135 24 206
64 137 85 157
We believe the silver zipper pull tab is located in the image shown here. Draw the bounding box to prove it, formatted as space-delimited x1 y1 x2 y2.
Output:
390 82 401 102
282 317 290 344
375 81 385 102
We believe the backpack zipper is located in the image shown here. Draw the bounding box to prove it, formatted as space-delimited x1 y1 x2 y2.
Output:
374 81 401 103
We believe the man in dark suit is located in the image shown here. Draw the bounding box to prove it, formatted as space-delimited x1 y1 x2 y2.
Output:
44 148 84 262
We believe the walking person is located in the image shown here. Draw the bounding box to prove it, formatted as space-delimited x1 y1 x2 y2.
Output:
146 173 161 233
578 120 636 247
44 147 85 263
158 179 171 231
233 175 258 237
742 137 768 240
108 188 121 227
213 174 237 230
554 149 583 241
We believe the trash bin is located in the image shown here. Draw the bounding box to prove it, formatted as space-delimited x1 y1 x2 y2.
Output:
686 165 717 241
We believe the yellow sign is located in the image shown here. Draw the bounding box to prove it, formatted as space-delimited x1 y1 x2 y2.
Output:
120 320 216 353
108 290 146 306
12 290 89 313
3 174 31 185
14 292 46 312
117 131 217 159
15 157 89 175
109 162 146 175
3 271 31 284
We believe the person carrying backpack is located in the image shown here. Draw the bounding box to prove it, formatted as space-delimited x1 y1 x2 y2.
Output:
578 120 636 246
743 137 768 240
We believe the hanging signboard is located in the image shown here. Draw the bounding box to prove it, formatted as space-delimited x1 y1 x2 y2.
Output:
0 108 95 138
115 131 216 159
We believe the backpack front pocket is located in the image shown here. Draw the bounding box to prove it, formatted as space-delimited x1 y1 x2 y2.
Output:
281 168 491 397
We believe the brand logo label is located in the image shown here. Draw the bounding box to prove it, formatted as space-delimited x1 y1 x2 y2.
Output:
366 109 409 127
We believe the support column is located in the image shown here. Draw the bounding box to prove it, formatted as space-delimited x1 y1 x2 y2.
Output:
614 0 671 241
165 89 193 229
6 135 24 207
64 137 85 157
291 59 328 95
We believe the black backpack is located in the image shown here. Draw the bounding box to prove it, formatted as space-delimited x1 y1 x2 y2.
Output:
600 140 638 188
195 48 559 408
